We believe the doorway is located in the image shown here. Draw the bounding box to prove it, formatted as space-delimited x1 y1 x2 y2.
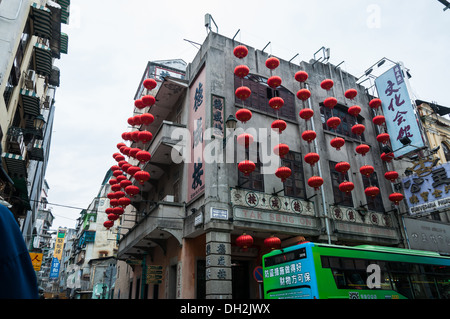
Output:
232 260 250 299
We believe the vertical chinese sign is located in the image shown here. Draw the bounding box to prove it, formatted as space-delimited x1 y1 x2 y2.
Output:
375 64 424 158
188 68 206 202
49 228 66 280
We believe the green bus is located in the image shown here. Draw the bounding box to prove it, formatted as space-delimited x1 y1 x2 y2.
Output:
262 242 450 299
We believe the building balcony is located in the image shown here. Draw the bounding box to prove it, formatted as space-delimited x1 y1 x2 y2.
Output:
28 139 44 161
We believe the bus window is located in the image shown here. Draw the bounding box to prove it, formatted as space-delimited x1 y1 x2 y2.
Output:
435 275 450 299
390 273 414 299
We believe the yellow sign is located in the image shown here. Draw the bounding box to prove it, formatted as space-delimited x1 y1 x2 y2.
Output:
29 253 43 271
53 229 66 261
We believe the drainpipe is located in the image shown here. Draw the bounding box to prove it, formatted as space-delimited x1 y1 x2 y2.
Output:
306 83 332 244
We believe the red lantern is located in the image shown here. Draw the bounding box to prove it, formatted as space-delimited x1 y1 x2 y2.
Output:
236 233 253 251
113 207 124 216
109 178 118 186
356 144 370 156
339 181 354 193
377 133 390 144
121 147 131 157
118 197 131 207
143 78 157 90
114 191 125 199
308 176 324 190
141 113 155 125
127 166 141 176
138 131 153 143
365 186 380 197
351 124 365 136
330 137 345 150
142 95 155 106
117 160 127 168
360 165 375 177
389 193 404 205
111 165 120 172
108 213 119 221
105 207 114 215
117 142 126 150
125 185 140 197
237 133 254 148
238 160 256 176
265 57 280 70
134 99 145 109
299 108 314 120
136 150 151 163
348 105 361 117
269 97 284 110
275 166 292 182
234 45 248 59
373 115 385 126
134 170 150 184
129 148 140 158
235 108 252 123
109 199 119 207
335 162 350 174
111 184 121 192
381 152 394 163
320 79 334 90
104 220 114 229
327 117 341 130
302 130 316 143
122 132 131 141
369 98 382 109
115 154 125 162
235 86 252 100
116 175 127 183
264 236 281 250
295 71 308 83
271 119 287 134
323 97 338 109
344 89 357 100
296 89 311 101
267 76 282 88
119 179 132 189
304 153 320 167
274 144 290 158
127 117 135 126
385 171 399 182
234 65 250 78
130 131 140 143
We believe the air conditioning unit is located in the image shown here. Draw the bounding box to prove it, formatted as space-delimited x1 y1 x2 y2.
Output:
25 70 36 90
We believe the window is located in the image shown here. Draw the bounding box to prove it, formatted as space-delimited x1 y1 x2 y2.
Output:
362 172 384 212
329 161 353 207
234 74 296 121
320 104 365 141
238 142 264 192
282 151 306 199
442 142 450 162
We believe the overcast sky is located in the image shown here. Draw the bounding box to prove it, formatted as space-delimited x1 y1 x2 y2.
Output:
46 0 450 230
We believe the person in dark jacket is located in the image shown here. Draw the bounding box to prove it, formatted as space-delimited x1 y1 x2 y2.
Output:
0 203 39 299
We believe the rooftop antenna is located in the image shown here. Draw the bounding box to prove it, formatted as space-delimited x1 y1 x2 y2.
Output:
205 13 218 34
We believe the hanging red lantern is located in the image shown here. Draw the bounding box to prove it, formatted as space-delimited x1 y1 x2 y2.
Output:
143 78 157 90
125 185 140 197
273 144 289 158
389 193 404 205
320 79 334 90
142 95 155 106
308 176 324 190
339 181 354 193
112 152 121 160
114 191 125 199
113 207 124 216
118 197 131 207
117 142 126 150
295 71 308 83
264 236 281 250
105 207 114 215
344 89 358 100
129 148 140 158
133 115 143 126
267 76 282 88
238 160 256 176
138 130 153 143
360 165 375 177
234 45 248 59
117 160 127 168
348 105 361 117
121 147 131 157
119 179 132 189
302 130 317 143
335 162 350 174
116 175 127 183
109 199 119 207
134 170 150 184
108 213 119 221
275 166 292 182
235 86 252 100
109 178 118 186
115 154 125 162
111 165 121 172
269 97 284 110
299 108 314 120
326 117 341 130
122 132 131 141
377 133 390 144
111 184 121 192
127 166 141 176
369 98 382 109
130 131 140 143
304 153 320 167
296 89 311 101
330 137 345 150
104 220 114 229
365 186 380 197
128 117 136 126
236 233 253 251
237 133 254 148
373 115 385 126
381 152 394 163
134 99 145 109
271 119 287 134
136 150 151 163
140 113 155 125
265 57 280 70
356 144 370 156
323 97 338 109
351 124 365 136
235 108 252 123
234 65 250 78
385 171 399 182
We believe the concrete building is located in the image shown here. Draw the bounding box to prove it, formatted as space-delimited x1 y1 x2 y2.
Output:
0 0 69 246
109 32 410 299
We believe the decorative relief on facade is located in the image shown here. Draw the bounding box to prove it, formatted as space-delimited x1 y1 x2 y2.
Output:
331 205 392 227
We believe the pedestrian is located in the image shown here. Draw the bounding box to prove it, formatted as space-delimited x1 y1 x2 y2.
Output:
0 203 39 299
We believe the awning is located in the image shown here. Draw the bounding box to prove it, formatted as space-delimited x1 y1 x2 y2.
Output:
47 0 62 58
34 42 52 77
1 152 27 179
60 32 68 54
20 89 40 117
31 2 52 40
56 0 70 24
